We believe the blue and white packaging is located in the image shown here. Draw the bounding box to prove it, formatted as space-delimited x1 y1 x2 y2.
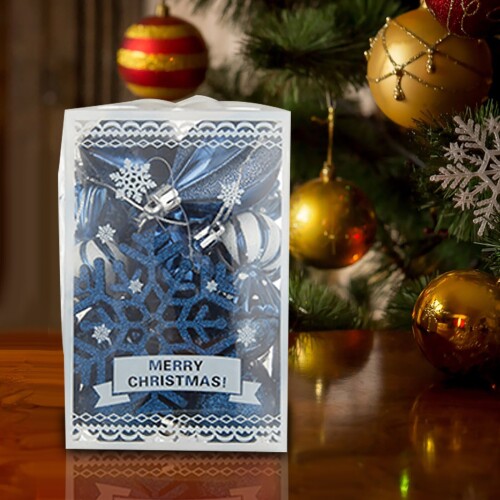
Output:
58 97 290 451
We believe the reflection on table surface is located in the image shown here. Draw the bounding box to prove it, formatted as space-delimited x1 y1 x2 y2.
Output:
288 331 500 499
67 452 285 499
1 331 499 499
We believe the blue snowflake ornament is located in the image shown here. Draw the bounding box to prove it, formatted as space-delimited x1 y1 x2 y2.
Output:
74 228 238 415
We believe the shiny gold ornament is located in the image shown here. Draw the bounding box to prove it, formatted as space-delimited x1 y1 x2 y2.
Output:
366 7 492 128
290 103 376 269
290 176 376 268
412 270 500 377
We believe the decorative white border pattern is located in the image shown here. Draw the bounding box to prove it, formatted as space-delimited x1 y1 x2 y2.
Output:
73 413 282 444
76 120 283 150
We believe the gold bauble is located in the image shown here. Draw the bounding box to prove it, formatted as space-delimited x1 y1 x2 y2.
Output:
412 270 500 377
289 177 376 269
366 7 493 128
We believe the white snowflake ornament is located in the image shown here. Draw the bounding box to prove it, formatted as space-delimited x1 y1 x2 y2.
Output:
92 324 112 346
431 115 500 237
205 280 218 293
217 181 244 208
110 158 157 204
96 224 116 244
237 322 257 347
128 278 144 294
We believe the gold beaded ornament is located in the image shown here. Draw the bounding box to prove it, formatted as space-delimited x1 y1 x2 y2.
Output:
365 7 492 128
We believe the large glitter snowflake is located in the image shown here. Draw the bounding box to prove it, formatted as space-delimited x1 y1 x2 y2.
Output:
431 115 500 237
110 158 157 204
74 229 238 414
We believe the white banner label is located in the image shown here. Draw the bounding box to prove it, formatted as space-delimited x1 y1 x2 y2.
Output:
114 355 241 394
93 355 261 408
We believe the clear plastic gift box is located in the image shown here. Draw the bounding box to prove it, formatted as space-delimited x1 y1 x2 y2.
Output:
59 96 290 451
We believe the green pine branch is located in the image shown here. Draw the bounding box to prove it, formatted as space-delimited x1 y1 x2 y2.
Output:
289 271 366 331
383 274 437 330
190 0 417 24
242 0 404 101
478 216 500 277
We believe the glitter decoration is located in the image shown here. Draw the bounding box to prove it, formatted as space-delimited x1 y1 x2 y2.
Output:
128 278 144 294
205 279 218 293
237 321 257 348
217 181 244 208
92 324 112 346
426 0 500 38
74 229 238 415
96 224 116 244
431 115 500 236
110 158 157 203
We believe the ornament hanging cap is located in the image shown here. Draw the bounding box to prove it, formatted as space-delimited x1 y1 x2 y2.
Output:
156 1 169 17
320 106 335 182
320 91 336 182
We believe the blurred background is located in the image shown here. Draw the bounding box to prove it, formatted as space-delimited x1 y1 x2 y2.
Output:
0 0 238 332
2 0 498 335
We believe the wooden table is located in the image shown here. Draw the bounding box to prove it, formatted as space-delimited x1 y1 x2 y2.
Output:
0 331 499 499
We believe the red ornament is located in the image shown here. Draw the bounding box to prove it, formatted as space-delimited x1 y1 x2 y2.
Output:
117 4 208 100
426 0 500 38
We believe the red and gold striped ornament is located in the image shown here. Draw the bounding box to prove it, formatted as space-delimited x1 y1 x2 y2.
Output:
117 2 208 100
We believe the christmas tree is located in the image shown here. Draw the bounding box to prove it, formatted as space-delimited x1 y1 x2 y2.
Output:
183 0 499 332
